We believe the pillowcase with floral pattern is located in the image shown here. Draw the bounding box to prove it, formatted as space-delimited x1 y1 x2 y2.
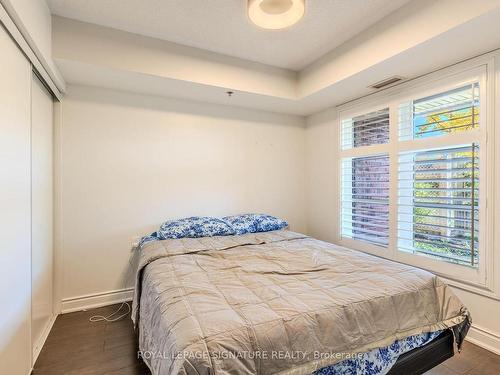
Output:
158 216 235 239
222 213 288 235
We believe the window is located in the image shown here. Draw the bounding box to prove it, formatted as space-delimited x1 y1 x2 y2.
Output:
397 84 481 267
398 145 479 266
399 83 479 141
341 108 390 247
341 154 389 246
341 108 389 150
339 67 488 279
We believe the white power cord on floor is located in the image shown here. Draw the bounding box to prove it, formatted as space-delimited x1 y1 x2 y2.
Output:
89 248 137 323
89 301 131 322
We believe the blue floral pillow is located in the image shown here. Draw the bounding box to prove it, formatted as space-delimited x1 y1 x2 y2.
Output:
222 214 288 235
138 231 160 248
158 216 235 239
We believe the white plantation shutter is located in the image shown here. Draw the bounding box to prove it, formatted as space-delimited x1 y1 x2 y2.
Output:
397 145 479 266
341 108 389 150
341 154 389 247
338 67 487 272
396 80 481 267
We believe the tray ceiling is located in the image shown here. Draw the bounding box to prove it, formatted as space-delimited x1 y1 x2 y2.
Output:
46 0 411 70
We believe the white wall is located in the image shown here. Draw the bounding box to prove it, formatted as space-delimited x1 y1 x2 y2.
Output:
305 107 339 243
305 55 500 354
58 85 306 309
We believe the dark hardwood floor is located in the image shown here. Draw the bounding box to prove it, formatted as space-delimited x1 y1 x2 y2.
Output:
33 303 500 375
33 303 149 375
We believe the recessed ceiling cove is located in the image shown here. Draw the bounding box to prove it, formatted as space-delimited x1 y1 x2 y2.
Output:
46 0 411 70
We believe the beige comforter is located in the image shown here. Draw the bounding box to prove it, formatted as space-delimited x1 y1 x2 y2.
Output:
132 230 469 375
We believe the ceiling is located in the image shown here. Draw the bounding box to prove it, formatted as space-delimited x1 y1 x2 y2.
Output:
46 0 411 71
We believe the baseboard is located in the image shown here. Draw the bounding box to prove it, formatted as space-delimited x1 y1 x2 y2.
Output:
32 313 57 365
466 324 500 356
61 288 134 313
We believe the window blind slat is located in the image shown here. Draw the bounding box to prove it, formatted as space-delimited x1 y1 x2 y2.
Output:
398 222 478 234
398 245 473 263
342 233 388 246
401 213 478 223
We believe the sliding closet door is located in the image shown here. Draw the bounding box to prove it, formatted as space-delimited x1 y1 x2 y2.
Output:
0 26 32 375
31 74 54 360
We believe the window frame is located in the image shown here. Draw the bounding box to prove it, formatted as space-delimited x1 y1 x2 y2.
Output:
336 60 494 291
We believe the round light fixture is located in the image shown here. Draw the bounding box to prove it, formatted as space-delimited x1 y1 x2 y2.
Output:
248 0 305 30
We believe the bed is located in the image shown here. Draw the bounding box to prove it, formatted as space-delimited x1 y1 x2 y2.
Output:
132 230 470 375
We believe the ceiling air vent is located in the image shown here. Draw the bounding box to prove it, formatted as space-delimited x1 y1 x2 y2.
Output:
369 76 404 90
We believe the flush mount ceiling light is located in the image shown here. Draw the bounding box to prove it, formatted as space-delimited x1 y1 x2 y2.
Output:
248 0 305 30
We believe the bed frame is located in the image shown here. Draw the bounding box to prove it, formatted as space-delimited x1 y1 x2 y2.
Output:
387 329 454 375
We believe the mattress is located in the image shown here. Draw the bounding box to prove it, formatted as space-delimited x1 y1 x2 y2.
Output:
132 230 469 375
